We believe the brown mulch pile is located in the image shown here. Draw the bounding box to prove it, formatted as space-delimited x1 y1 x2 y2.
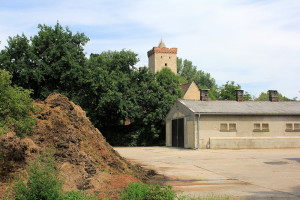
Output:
0 93 147 199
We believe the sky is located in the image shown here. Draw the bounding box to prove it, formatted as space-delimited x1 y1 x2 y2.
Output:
1 0 300 99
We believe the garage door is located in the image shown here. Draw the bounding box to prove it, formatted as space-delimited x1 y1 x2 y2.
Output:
172 118 184 148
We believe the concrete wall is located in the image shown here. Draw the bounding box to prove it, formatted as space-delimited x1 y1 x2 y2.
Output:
197 115 300 149
183 82 200 101
210 137 300 149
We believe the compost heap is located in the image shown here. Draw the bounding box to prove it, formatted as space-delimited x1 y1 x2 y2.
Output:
0 93 145 199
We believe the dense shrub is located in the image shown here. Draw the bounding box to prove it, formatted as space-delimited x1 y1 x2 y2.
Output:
0 69 36 137
119 182 176 200
59 190 98 200
11 150 62 200
9 150 99 200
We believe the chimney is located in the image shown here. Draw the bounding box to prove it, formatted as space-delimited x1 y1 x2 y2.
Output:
268 90 278 102
235 90 244 102
200 89 209 101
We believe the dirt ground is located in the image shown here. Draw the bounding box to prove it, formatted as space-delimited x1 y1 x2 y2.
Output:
115 147 300 200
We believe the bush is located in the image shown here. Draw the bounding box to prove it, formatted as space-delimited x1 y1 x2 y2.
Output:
59 190 98 200
9 150 99 200
119 182 176 200
0 70 36 137
11 150 62 200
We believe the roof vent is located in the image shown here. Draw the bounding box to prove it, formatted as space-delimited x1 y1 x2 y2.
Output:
268 90 278 102
200 89 209 101
235 90 244 102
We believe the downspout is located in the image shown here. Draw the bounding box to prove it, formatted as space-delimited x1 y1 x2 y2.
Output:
193 114 200 150
197 114 200 149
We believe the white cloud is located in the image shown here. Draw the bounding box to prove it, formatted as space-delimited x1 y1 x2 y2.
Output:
0 0 300 98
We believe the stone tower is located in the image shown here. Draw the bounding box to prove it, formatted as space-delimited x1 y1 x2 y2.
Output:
147 40 177 74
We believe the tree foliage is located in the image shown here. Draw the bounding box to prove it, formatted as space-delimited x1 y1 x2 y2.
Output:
177 57 219 99
79 58 182 146
218 81 252 100
255 91 294 101
0 70 36 137
0 22 89 99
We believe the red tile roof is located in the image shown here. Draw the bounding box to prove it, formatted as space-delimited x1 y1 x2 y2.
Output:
180 82 193 95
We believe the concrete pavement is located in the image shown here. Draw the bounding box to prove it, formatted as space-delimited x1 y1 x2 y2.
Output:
114 147 300 199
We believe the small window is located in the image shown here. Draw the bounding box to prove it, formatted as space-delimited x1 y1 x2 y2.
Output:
220 123 236 132
295 123 300 130
161 56 163 59
286 123 300 132
254 123 261 130
220 123 228 131
262 123 269 131
253 123 269 132
165 63 167 66
286 123 293 130
229 123 236 131
169 56 171 59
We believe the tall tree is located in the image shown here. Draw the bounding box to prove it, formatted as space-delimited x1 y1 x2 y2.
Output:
177 57 219 99
78 50 139 129
177 58 197 82
0 22 90 99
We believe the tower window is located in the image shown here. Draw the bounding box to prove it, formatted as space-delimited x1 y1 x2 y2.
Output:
165 63 167 66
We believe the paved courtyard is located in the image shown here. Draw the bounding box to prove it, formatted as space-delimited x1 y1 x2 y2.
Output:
114 147 300 200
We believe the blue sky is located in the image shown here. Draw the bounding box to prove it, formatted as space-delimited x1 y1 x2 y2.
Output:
1 0 300 99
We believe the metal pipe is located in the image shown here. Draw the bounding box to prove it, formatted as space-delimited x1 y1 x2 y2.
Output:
197 114 200 148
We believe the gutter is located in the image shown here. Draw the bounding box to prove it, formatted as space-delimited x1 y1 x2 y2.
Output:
195 112 300 116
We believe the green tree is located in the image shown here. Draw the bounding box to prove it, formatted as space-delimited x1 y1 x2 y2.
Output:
218 81 252 101
255 91 294 101
0 70 36 137
78 50 139 129
135 67 182 145
0 22 90 99
177 57 219 100
177 58 197 82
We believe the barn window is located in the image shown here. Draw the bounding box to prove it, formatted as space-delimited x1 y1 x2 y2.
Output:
220 123 227 131
295 123 300 130
220 123 236 132
253 123 269 132
262 123 269 131
229 123 237 131
286 123 293 131
286 123 300 132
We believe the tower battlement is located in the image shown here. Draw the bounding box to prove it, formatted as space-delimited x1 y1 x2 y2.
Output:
147 47 177 57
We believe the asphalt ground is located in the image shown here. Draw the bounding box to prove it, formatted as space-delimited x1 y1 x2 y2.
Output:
114 147 300 200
